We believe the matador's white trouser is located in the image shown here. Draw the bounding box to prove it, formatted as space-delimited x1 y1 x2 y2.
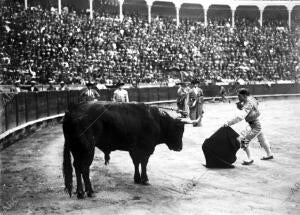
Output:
241 119 269 150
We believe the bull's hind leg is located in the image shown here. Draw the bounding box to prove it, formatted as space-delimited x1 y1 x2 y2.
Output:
73 161 85 199
82 166 94 197
130 151 141 184
82 148 95 198
140 155 150 185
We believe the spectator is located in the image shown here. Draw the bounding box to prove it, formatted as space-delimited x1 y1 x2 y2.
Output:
59 81 69 91
47 79 56 91
10 80 21 93
0 2 299 86
96 79 107 90
28 80 39 92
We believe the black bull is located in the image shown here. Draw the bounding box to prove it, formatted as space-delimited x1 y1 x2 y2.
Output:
63 102 185 199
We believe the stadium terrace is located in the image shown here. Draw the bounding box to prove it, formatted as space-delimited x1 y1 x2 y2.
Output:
0 0 299 87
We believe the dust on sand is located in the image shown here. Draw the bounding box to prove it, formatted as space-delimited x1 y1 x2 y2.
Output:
1 98 300 215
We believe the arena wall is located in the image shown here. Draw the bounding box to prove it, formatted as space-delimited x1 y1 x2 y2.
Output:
1 83 300 150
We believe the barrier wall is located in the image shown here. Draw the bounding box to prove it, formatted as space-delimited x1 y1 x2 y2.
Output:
1 83 300 136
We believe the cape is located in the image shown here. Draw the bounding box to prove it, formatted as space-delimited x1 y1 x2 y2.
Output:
202 126 240 168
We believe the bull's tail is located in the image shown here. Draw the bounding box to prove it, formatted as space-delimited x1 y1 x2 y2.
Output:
62 110 75 197
63 140 73 197
104 152 110 165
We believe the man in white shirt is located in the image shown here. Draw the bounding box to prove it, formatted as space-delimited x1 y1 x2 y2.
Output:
112 81 129 103
80 81 100 102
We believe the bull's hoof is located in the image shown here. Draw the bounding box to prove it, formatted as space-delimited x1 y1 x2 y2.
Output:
77 191 85 199
87 192 95 198
134 174 141 184
140 181 150 186
134 178 141 184
141 175 149 185
86 189 94 198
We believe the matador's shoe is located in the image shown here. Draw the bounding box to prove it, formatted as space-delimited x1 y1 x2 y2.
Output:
242 160 254 165
261 155 274 160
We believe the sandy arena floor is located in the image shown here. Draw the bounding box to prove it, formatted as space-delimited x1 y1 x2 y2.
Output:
1 98 300 215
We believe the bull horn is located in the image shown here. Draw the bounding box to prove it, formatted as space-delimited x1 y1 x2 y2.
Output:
179 118 194 124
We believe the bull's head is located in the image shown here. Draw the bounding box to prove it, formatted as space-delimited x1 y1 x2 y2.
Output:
165 118 185 151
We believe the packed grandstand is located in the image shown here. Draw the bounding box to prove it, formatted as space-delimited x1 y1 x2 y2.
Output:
0 0 300 88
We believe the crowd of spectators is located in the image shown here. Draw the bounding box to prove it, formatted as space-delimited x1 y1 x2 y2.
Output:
1 1 300 88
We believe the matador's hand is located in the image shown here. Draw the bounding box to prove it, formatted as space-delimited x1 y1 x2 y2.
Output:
236 102 243 110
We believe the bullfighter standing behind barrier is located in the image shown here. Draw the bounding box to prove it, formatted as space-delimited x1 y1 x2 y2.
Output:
80 81 100 102
113 81 129 103
188 80 204 127
176 82 189 117
224 88 274 165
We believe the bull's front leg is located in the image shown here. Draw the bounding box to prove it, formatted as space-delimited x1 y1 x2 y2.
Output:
140 155 150 185
130 151 141 184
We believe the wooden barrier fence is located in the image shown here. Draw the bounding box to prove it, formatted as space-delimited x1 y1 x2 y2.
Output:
1 83 300 136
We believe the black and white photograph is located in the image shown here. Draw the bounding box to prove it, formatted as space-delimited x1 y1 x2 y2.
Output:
1 0 300 214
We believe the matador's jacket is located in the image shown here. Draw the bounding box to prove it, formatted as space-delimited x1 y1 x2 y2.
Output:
227 96 263 149
227 96 260 125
